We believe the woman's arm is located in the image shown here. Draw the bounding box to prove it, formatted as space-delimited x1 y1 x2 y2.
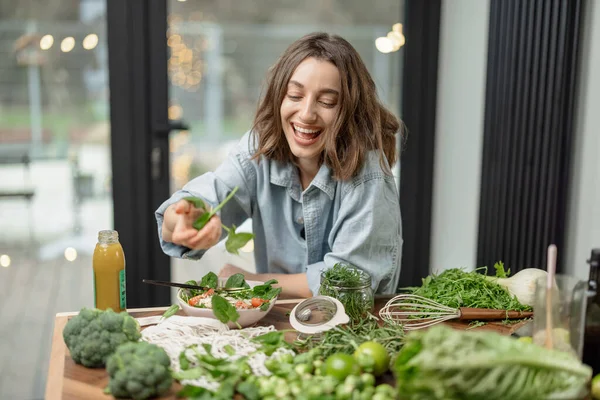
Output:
155 132 257 259
219 264 312 299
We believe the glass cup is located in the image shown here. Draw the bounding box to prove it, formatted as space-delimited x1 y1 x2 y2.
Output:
532 274 588 358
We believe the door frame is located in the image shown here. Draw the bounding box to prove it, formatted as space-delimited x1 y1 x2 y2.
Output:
106 0 172 307
106 0 442 305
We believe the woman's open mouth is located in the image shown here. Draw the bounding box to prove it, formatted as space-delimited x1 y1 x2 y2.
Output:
292 123 322 145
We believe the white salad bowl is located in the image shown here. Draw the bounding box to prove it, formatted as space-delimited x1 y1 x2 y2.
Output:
177 280 277 328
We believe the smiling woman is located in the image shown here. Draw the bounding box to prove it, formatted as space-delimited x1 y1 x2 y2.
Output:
156 32 404 299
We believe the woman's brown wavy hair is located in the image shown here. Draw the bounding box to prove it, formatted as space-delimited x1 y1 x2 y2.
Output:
251 32 403 180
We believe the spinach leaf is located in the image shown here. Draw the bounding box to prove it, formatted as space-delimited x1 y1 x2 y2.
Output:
199 272 218 289
211 294 240 327
191 187 239 230
179 351 191 370
224 225 254 255
252 279 282 300
177 384 215 399
236 381 260 400
162 304 180 319
225 273 248 289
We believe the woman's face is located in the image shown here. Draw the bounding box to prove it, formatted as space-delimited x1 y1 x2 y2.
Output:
280 57 341 170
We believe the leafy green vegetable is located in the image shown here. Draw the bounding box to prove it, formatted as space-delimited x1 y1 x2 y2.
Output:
394 325 592 400
105 341 172 400
318 263 374 324
223 224 254 255
162 304 180 320
295 316 405 360
251 279 282 300
190 187 238 230
494 261 510 278
251 331 295 356
62 308 141 368
211 294 241 328
407 263 531 311
199 272 218 289
184 187 255 255
224 273 250 289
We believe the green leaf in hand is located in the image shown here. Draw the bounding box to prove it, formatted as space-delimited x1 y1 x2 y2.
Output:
211 294 240 327
224 224 254 255
191 187 240 230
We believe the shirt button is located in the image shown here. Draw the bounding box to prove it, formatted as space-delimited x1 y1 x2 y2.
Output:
297 217 304 225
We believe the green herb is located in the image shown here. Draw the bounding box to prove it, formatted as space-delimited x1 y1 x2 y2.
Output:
466 320 486 330
407 264 531 312
211 294 241 329
251 330 294 356
223 345 236 356
318 263 374 324
295 316 405 359
224 273 250 289
494 261 510 278
394 325 592 400
162 304 180 319
184 186 255 255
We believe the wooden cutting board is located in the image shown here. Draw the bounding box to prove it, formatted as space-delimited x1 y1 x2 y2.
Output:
46 299 532 399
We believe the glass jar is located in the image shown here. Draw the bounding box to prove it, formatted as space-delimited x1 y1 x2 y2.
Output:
318 266 374 324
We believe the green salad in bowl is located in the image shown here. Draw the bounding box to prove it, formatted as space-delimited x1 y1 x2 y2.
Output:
173 272 282 328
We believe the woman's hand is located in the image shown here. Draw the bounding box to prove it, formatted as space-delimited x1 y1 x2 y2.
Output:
161 199 222 250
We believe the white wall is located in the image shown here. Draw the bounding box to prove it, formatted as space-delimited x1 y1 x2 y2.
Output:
429 0 490 273
564 0 600 280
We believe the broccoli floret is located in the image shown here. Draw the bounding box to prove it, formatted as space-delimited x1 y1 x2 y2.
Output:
62 308 141 367
106 341 173 399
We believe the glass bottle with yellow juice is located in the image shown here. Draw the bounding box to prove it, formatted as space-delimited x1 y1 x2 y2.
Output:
93 230 126 312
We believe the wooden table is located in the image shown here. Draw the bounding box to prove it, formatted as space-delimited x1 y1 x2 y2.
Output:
45 299 529 400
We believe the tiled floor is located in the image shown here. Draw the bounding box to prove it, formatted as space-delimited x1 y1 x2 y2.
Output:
0 244 94 399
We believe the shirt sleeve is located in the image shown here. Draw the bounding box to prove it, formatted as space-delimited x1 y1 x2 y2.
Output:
306 174 403 295
155 132 257 260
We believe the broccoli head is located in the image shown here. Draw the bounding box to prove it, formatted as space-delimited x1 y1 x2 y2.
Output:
106 341 173 399
62 308 141 367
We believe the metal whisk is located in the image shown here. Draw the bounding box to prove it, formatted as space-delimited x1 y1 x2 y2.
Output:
379 294 533 331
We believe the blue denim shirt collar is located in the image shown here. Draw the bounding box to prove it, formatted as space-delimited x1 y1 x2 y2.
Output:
269 159 335 200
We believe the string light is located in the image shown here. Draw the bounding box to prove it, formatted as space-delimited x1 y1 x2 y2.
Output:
61 37 75 52
39 34 54 50
82 34 99 50
0 254 10 268
375 23 405 54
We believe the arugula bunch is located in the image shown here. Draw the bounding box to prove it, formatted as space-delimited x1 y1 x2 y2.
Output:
406 262 531 311
183 186 254 255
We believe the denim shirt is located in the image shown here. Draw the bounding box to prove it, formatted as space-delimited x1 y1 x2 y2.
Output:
155 132 403 295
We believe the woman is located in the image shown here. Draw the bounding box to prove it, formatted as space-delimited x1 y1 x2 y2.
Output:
156 32 403 298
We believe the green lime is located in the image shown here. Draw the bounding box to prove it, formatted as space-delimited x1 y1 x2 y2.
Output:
591 374 600 400
354 341 390 376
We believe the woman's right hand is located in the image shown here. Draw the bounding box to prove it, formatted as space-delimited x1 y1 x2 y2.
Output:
161 199 222 250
